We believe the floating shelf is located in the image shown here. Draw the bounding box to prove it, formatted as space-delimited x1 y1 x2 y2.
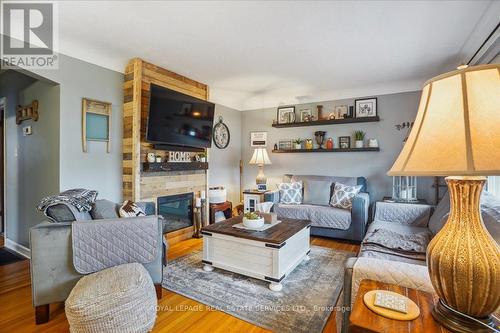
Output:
142 162 208 172
272 116 380 128
272 147 380 153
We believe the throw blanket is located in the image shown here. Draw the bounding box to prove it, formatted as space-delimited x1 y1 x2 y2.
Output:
361 228 431 262
37 188 98 212
72 216 159 274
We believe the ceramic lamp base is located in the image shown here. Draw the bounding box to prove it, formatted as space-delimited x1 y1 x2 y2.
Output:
256 165 267 187
432 299 497 333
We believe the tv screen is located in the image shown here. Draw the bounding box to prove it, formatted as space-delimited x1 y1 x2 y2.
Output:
146 84 215 148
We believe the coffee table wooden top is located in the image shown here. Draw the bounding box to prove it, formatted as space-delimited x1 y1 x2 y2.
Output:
201 215 310 244
349 279 451 333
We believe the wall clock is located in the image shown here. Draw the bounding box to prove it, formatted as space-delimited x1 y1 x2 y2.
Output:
213 116 230 149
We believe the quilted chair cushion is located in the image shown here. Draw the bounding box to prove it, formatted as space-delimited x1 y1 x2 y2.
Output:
65 263 157 333
277 181 303 204
350 257 433 307
275 204 352 230
330 183 362 210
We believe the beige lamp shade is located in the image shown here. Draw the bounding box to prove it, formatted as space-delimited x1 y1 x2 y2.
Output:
249 148 272 165
388 64 500 176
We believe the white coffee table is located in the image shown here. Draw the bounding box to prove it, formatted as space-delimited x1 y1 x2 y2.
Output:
201 216 311 291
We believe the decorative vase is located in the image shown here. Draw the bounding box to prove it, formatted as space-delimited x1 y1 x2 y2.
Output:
317 105 324 120
147 153 156 163
427 176 500 332
326 138 334 149
314 131 326 149
355 140 364 148
305 139 313 150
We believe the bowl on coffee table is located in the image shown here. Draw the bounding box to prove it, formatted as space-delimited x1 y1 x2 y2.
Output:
243 212 265 229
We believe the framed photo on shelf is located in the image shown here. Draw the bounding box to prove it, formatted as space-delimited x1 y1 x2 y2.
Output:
339 136 351 149
299 109 312 122
334 105 348 119
278 140 293 150
277 106 296 124
250 131 267 147
354 98 377 118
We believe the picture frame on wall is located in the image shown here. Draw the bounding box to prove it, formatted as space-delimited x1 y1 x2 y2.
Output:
334 105 348 119
339 136 351 149
278 140 293 150
277 106 296 124
299 109 312 122
250 131 268 147
354 97 377 118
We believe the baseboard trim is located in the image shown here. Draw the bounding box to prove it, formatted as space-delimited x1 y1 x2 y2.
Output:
5 238 31 259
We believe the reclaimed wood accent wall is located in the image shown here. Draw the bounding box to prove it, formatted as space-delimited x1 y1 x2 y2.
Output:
123 58 209 243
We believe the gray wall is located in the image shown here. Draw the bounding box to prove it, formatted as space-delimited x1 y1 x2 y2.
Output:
17 81 60 246
209 104 242 204
0 71 60 246
241 91 435 203
25 54 124 202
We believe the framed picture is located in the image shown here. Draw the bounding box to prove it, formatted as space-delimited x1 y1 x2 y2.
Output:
299 109 312 122
354 98 377 118
278 140 293 150
250 131 267 147
277 106 296 124
334 105 348 119
339 136 351 149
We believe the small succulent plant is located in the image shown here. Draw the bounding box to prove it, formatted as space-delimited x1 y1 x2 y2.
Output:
244 212 261 220
354 130 366 141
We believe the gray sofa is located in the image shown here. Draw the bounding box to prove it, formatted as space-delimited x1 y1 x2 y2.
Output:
266 175 370 242
341 190 500 333
30 201 165 324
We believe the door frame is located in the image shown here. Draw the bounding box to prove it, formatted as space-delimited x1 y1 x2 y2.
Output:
0 97 5 238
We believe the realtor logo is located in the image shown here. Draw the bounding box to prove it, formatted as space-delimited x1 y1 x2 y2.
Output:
1 1 58 69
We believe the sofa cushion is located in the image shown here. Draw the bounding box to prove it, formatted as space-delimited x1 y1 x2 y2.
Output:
375 202 432 227
275 203 351 230
90 199 120 220
303 180 331 206
428 191 450 235
330 183 362 209
277 181 303 204
46 204 92 222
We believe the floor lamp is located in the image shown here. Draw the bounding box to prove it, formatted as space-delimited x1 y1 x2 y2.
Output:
388 64 500 332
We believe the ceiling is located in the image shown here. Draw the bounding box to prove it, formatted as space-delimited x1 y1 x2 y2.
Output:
52 1 499 109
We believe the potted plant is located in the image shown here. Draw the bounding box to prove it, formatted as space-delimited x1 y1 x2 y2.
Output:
293 138 302 150
354 130 365 148
243 212 265 229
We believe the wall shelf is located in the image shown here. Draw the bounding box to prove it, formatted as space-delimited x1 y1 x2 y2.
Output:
272 116 380 128
272 147 380 153
142 162 208 173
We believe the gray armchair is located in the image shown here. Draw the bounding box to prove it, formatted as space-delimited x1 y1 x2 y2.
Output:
30 211 165 324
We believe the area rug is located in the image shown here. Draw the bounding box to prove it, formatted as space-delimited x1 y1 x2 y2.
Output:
0 248 25 266
163 246 354 333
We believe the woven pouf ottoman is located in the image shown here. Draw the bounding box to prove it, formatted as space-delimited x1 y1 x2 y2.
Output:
65 263 157 333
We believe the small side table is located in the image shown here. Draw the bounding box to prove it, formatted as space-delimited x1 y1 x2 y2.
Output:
349 279 450 333
243 189 269 213
209 201 232 224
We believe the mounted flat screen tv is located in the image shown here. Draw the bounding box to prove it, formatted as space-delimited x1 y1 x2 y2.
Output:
146 84 215 148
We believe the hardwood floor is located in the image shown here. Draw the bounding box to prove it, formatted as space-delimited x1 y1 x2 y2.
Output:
0 235 359 333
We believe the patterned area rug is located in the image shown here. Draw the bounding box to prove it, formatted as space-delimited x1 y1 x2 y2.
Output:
163 246 354 333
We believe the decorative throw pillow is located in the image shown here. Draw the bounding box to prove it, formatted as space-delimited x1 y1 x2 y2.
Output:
91 199 120 220
277 181 303 205
330 183 362 210
119 200 146 218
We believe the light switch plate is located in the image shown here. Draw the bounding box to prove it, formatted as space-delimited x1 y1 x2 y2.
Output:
23 126 32 136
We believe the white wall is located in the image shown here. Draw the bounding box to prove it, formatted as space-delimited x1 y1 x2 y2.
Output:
209 104 242 204
241 91 435 203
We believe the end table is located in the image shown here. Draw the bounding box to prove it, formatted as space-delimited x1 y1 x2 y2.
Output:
349 279 450 333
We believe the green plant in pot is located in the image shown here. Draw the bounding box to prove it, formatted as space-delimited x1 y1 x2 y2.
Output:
354 130 365 148
243 212 265 229
293 138 302 150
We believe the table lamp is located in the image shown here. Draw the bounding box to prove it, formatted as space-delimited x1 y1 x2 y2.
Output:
388 64 500 332
249 148 272 191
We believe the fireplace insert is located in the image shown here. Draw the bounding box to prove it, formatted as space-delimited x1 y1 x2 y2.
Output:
157 193 194 233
